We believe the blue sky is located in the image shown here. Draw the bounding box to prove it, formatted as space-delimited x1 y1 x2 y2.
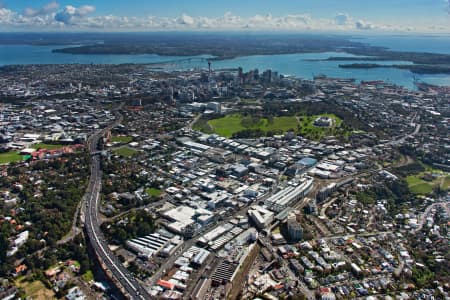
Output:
0 0 449 32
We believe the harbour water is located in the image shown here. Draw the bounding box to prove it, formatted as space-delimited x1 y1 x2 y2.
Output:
1 35 450 89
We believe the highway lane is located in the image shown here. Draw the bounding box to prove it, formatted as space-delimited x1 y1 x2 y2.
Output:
84 112 151 300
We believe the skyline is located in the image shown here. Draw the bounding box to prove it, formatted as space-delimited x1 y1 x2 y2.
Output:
0 1 449 33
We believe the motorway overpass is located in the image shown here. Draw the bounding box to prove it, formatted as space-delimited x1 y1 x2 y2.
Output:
83 112 152 300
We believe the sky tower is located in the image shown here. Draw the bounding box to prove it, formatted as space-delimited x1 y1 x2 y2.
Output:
208 61 212 89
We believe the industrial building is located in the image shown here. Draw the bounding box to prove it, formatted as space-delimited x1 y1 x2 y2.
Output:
211 260 238 286
264 177 314 212
197 222 245 251
162 205 214 236
316 177 354 202
178 137 211 153
126 232 182 258
248 205 275 229
191 248 211 268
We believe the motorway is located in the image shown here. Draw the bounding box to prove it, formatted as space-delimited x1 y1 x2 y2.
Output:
83 112 151 300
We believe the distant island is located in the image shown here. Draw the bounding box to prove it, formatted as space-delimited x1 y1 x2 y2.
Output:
317 50 450 65
307 46 450 75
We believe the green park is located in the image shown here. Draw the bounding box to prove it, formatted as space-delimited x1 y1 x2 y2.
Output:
0 151 25 164
193 113 345 140
113 146 139 157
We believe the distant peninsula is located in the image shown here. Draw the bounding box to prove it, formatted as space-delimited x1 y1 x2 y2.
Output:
338 63 450 74
51 34 359 59
318 50 450 65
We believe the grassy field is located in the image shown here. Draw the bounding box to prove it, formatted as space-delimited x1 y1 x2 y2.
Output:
111 136 133 143
146 187 162 197
443 176 450 190
406 171 450 195
16 278 55 300
32 143 65 150
194 113 345 139
207 114 259 137
0 151 24 164
201 114 299 138
113 146 139 157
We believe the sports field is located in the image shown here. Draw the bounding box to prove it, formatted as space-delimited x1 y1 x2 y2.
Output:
32 143 65 150
0 151 24 164
113 146 139 157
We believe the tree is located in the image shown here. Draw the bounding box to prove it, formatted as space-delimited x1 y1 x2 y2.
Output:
289 294 307 300
128 261 139 274
412 266 434 288
0 232 8 262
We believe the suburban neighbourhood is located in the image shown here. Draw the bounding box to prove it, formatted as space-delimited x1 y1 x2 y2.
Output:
0 63 449 300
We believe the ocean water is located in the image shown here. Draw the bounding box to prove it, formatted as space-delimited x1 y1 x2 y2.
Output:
0 44 212 65
351 35 450 54
0 35 450 89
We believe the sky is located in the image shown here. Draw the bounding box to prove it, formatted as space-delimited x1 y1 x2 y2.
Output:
0 0 449 33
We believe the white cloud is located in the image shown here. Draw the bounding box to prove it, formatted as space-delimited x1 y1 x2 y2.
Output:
0 6 448 33
54 5 95 25
24 1 59 17
355 19 377 30
335 13 350 26
0 7 16 25
177 14 195 26
249 14 272 24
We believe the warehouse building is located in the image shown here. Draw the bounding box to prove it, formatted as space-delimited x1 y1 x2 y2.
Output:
248 205 275 229
191 248 211 268
264 177 314 212
126 232 182 258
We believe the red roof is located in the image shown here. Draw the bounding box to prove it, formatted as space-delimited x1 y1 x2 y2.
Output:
274 284 284 290
157 279 175 290
15 264 27 274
